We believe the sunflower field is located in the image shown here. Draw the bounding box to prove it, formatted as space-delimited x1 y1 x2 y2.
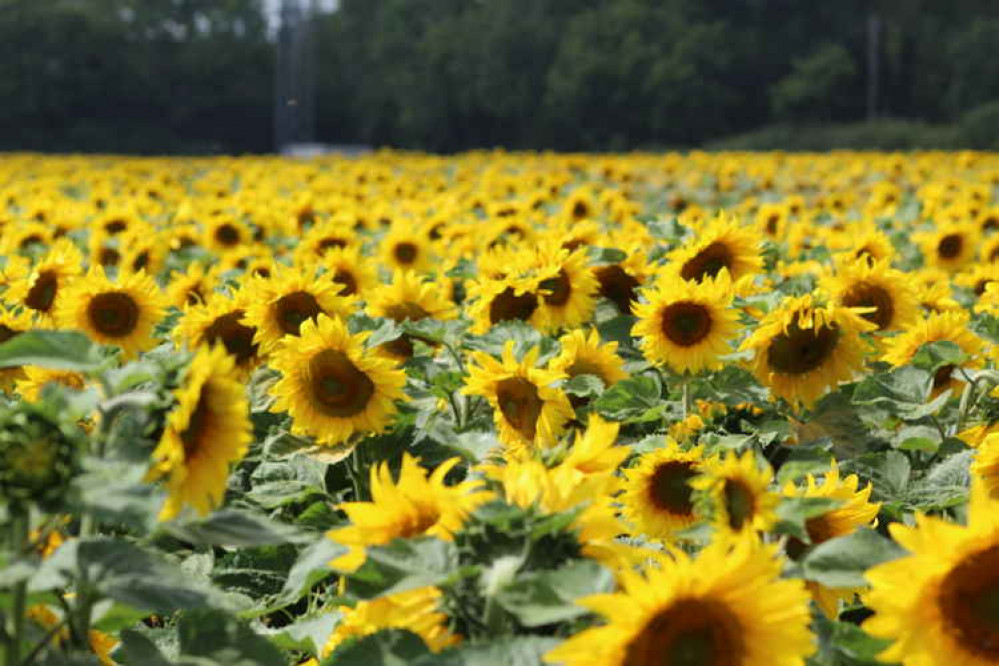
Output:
2 150 999 666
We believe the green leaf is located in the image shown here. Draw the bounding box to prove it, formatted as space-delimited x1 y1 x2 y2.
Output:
774 497 842 542
593 374 663 421
30 537 229 612
437 636 562 666
0 330 102 371
273 537 345 610
587 246 627 264
802 529 906 588
177 609 285 666
493 559 613 627
116 629 173 666
164 509 306 547
852 366 929 409
911 340 969 373
321 629 432 666
562 373 605 398
263 612 339 655
347 538 464 599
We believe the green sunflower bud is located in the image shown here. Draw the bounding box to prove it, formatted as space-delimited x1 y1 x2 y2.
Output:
0 401 82 511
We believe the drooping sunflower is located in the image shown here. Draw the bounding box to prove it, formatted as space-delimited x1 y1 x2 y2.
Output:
0 308 35 392
548 328 628 401
544 536 814 666
268 314 407 447
620 441 714 540
148 344 251 521
318 245 378 299
882 311 984 398
321 587 460 658
463 342 574 456
165 261 219 309
740 293 875 406
691 450 778 536
823 257 920 333
328 454 492 572
782 461 881 616
15 367 87 402
243 268 351 352
531 242 600 332
668 211 763 283
865 482 999 666
632 272 740 374
366 270 456 359
55 267 166 359
3 239 83 326
173 290 264 379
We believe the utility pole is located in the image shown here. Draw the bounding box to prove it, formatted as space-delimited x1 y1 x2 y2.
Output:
275 0 317 152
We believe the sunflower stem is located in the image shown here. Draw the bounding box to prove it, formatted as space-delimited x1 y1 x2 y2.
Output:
681 374 692 418
6 507 29 666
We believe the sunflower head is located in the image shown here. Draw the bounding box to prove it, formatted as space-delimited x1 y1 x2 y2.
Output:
243 268 352 352
691 450 778 536
669 212 763 283
824 257 920 333
0 400 82 511
621 441 713 540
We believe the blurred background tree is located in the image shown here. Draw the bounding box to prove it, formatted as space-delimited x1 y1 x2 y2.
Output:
2 0 999 153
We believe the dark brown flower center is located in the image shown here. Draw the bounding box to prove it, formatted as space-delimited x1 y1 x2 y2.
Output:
938 544 999 659
131 250 150 272
680 241 734 282
661 302 713 347
87 292 140 338
393 242 419 266
180 383 211 459
384 302 429 323
308 349 374 417
25 270 59 313
104 219 127 235
595 264 640 313
765 214 780 236
332 269 358 297
623 598 744 666
648 461 698 515
938 234 964 260
722 478 755 531
841 283 895 330
766 318 840 375
215 224 241 247
933 364 956 391
318 237 348 252
275 291 322 336
496 377 542 441
489 288 538 325
203 310 258 366
540 270 572 307
99 247 121 267
571 200 590 220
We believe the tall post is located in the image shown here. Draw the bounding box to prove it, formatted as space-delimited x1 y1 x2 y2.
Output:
866 12 881 121
275 0 317 151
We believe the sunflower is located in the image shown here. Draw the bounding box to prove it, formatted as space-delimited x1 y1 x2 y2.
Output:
956 262 999 297
668 211 763 283
294 219 359 265
268 314 407 447
243 268 351 352
865 482 999 666
917 221 980 272
560 413 629 481
15 367 87 402
321 587 460 657
740 293 875 406
691 450 778 536
548 329 628 402
592 247 648 314
633 272 739 374
120 226 168 275
318 245 378 299
203 215 252 253
56 267 166 359
562 188 598 223
148 345 251 521
755 202 789 240
173 290 264 378
823 257 920 333
466 274 543 335
380 225 433 273
366 270 456 359
882 311 984 398
462 342 574 456
916 268 962 313
0 308 34 392
532 242 600 331
544 537 814 666
328 454 491 571
972 433 999 498
165 261 219 309
620 441 713 540
3 239 83 326
782 461 880 616
841 226 896 266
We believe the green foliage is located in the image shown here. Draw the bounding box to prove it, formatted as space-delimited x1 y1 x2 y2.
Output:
771 44 858 122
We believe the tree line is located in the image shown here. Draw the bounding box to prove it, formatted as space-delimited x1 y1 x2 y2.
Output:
3 0 999 153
